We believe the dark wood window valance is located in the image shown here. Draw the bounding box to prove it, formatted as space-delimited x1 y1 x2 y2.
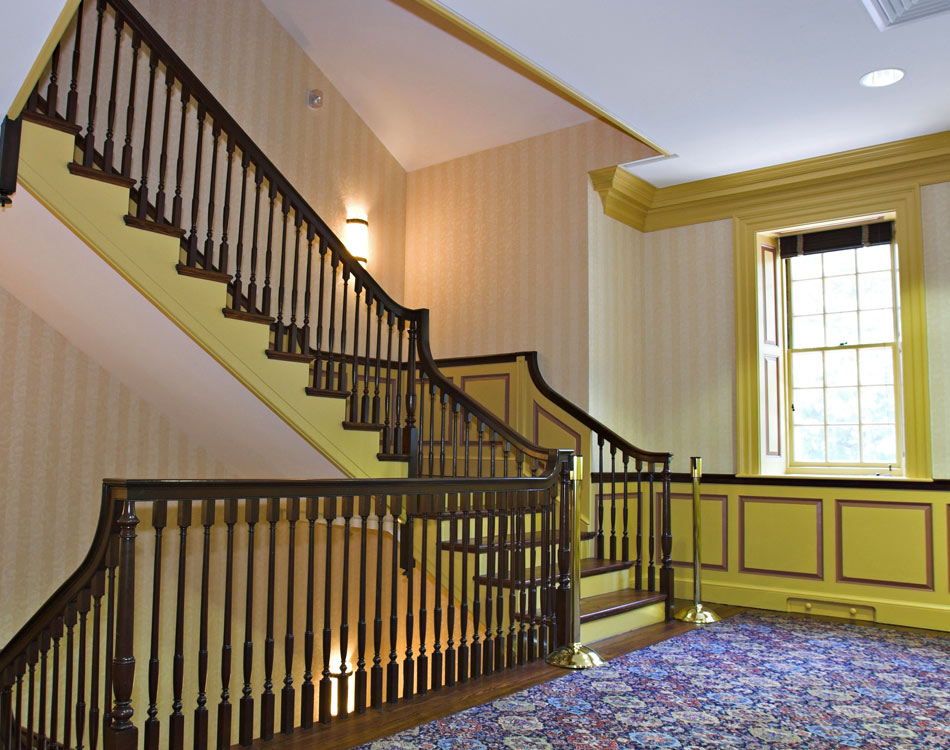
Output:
779 220 894 259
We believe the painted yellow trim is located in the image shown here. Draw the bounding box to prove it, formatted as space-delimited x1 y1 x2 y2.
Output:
407 0 667 157
7 0 82 120
591 131 950 232
17 121 401 480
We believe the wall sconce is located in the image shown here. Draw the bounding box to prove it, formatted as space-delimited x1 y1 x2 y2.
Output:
345 217 369 267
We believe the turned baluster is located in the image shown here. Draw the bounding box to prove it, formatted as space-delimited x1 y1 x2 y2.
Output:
661 462 674 620
186 105 207 268
280 498 299 734
88 571 105 750
169 501 191 750
323 254 339 391
272 199 290 350
431 505 443 691
416 507 428 695
218 137 235 275
348 281 363 422
245 172 263 313
230 154 250 310
201 123 222 272
46 44 61 118
371 305 384 424
152 68 173 222
170 85 188 229
312 239 328 386
238 499 259 747
355 496 370 713
300 225 315 355
133 47 157 217
81 0 106 168
65 3 84 125
360 292 373 422
101 13 124 174
610 445 618 561
392 319 405 452
386 496 401 704
336 268 350 392
194 501 215 750
635 460 643 589
261 183 277 316
402 505 415 699
287 213 303 354
596 436 605 559
318 497 336 723
38 631 49 750
301 498 319 728
339 499 353 714
119 32 141 179
216 500 237 750
260 499 279 740
370 495 385 710
381 313 394 449
144 501 166 750
648 469 656 591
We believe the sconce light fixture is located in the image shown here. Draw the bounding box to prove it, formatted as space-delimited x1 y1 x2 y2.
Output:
345 217 369 267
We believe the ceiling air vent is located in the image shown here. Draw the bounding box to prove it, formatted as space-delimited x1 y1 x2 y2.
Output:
862 0 950 29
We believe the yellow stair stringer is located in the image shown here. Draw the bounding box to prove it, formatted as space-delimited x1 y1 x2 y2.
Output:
16 120 403 480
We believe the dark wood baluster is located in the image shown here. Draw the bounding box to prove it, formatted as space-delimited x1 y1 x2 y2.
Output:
26 647 35 750
416 509 428 695
63 604 76 749
186 105 207 267
120 32 141 178
0 671 11 750
371 495 385 710
318 497 336 723
144 502 166 750
405 321 417 452
471 427 484 679
444 498 456 689
194 501 215 750
596 436 605 559
260 499 279 740
46 44 61 118
104 536 118 738
482 451 495 676
622 454 631 563
360 293 373 422
339 499 353 715
88 571 104 750
287 213 302 355
74 595 88 750
217 499 238 750
416 373 426 477
431 507 443 691
648 470 656 591
312 239 328 386
518 505 528 666
66 3 84 125
507 500 517 669
635 461 643 589
49 618 62 750
459 432 471 682
202 124 222 272
81 0 105 168
101 13 124 173
230 154 249 310
106 499 139 750
381 313 394 448
14 660 23 750
133 48 157 217
152 68 173 222
238 499 259 747
355 497 370 713
170 86 188 228
245 171 263 313
300 225 315 356
348 281 362 421
386 496 400 704
371 305 383 424
392 319 405 452
218 137 235 275
438 393 447 477
661 463 674 620
539 495 550 657
610 446 618 561
323 254 339 391
496 482 507 670
261 183 277 316
301 499 318 729
528 503 539 661
38 631 49 750
280 498 299 734
170 501 191 750
336 269 350 392
272 199 289 350
401 507 414 699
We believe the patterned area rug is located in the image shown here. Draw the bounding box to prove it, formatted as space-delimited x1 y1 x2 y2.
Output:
358 613 950 749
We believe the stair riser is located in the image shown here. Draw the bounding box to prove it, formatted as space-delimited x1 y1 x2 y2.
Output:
580 601 666 643
580 567 632 598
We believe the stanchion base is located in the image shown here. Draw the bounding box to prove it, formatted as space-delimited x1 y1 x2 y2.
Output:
545 643 606 670
675 603 721 624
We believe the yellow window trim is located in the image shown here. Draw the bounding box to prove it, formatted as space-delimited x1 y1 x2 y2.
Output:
735 185 931 479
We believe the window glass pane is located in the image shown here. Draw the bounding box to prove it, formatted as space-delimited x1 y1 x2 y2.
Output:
824 349 857 387
824 276 857 313
862 425 897 463
791 279 823 316
858 271 893 310
859 309 895 344
861 386 895 424
792 389 824 424
827 426 860 462
823 249 855 276
826 387 859 424
858 347 894 385
794 426 825 462
857 243 892 273
792 315 824 349
792 351 823 388
825 312 858 346
789 254 823 280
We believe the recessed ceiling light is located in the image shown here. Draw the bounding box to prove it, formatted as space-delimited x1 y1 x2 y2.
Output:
859 68 905 87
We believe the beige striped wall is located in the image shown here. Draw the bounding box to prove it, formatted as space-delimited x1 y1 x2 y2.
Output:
922 182 950 477
405 119 656 408
0 287 237 643
135 0 408 300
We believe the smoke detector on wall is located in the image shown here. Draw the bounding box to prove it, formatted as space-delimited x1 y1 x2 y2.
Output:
861 0 950 30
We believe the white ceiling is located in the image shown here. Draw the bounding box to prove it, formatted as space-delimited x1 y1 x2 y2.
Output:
262 0 950 186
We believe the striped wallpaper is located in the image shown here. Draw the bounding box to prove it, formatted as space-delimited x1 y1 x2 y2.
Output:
922 182 950 477
0 287 236 643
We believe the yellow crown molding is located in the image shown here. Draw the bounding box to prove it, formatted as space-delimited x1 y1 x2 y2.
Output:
406 0 667 157
591 131 950 233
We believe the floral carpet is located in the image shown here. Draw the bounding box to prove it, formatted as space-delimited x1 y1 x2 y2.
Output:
358 613 950 749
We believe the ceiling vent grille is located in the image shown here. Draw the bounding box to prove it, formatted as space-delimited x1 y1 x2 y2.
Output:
862 0 950 29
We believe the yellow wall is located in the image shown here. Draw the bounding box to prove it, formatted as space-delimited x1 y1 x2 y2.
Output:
134 0 408 300
405 119 656 408
0 287 236 644
922 182 950 477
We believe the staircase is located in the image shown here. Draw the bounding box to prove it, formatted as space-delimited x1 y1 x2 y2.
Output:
0 0 674 747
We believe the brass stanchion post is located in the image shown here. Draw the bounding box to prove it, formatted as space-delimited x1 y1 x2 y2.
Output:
546 456 605 669
675 457 720 624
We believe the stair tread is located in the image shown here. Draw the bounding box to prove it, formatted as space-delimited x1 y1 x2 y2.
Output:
266 349 314 364
175 263 231 283
123 214 185 238
377 452 411 462
579 589 666 623
306 386 350 399
440 530 596 553
222 307 275 325
474 557 633 587
67 161 136 189
342 421 387 431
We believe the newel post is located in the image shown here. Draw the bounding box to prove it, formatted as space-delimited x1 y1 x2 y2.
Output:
555 457 572 647
105 497 139 750
660 458 674 620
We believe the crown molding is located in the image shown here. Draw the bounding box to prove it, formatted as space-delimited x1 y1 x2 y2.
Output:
590 131 950 233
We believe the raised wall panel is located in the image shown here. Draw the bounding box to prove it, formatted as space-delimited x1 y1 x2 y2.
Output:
739 496 823 579
460 373 510 423
532 402 583 455
668 493 728 571
836 500 934 590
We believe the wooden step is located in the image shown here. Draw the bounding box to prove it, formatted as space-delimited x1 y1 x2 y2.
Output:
474 557 633 588
175 263 231 284
342 421 387 431
265 348 313 364
579 589 666 624
222 307 275 325
67 161 135 189
440 530 597 554
123 214 185 238
21 110 82 136
305 386 350 399
377 452 411 462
